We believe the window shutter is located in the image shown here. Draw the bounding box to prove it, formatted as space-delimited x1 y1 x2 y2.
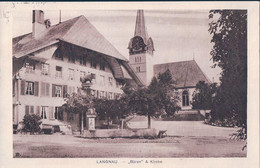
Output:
34 81 39 96
63 85 67 98
21 80 25 95
30 106 34 114
36 106 40 116
41 82 45 96
25 105 29 115
49 106 54 119
52 84 56 97
46 83 50 97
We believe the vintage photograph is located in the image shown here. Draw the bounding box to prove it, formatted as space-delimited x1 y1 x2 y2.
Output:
11 7 248 158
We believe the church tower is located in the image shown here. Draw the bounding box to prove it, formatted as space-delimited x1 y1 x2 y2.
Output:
128 10 155 86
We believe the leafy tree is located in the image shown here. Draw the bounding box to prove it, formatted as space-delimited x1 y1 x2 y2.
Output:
124 69 180 128
192 81 217 110
63 92 93 134
22 114 42 134
127 87 158 128
209 10 247 131
148 69 180 116
94 98 117 128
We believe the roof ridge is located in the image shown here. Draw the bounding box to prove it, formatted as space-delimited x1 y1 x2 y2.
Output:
154 60 195 66
52 15 83 27
58 15 85 40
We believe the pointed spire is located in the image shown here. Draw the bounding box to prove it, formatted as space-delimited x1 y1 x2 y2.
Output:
134 10 148 43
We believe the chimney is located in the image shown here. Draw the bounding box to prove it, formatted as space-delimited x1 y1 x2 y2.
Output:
32 10 46 38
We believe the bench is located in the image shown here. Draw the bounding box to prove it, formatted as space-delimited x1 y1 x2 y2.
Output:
158 130 167 138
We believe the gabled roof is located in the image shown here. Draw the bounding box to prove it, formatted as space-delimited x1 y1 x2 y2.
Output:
153 60 211 88
13 15 127 61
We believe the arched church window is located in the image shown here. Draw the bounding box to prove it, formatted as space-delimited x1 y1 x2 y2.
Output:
182 90 189 106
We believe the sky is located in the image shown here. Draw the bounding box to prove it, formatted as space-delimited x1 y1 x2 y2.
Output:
12 10 221 83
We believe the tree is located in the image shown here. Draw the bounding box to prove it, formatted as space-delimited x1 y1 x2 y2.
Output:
22 114 42 134
127 87 158 128
192 81 217 110
63 92 93 134
125 69 180 128
209 10 247 130
94 98 117 128
148 69 180 116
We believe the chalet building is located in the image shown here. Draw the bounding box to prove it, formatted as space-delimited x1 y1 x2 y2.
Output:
128 10 211 111
12 10 143 128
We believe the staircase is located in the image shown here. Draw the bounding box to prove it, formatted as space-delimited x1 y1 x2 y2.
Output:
174 110 204 121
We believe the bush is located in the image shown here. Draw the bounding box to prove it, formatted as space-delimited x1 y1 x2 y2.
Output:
22 114 42 134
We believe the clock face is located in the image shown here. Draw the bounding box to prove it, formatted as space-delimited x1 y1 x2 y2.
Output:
132 36 145 51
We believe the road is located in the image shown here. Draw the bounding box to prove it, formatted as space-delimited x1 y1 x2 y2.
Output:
13 121 246 158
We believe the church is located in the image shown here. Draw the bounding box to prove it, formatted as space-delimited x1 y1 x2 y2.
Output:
128 10 211 111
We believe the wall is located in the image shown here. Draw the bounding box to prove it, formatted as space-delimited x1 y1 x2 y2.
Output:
129 52 153 86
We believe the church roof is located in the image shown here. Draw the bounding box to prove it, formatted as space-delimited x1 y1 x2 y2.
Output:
153 60 211 88
134 10 148 43
13 15 127 61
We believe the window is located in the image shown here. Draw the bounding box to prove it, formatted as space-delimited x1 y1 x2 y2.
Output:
91 58 96 68
100 91 104 98
68 55 75 63
91 90 96 97
41 82 50 96
68 86 75 95
108 77 113 86
136 66 141 72
55 49 63 60
55 66 62 78
182 90 190 106
68 69 74 80
135 57 142 63
116 81 120 88
108 92 113 99
25 105 34 115
41 63 49 75
80 56 87 66
25 82 34 95
100 59 105 70
100 75 105 85
91 73 96 84
41 106 48 119
55 107 63 120
55 85 62 97
25 62 35 73
80 71 86 78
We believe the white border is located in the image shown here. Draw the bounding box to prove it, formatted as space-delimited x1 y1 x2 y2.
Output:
0 2 259 168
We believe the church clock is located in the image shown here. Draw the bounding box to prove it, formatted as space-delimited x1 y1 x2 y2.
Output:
132 36 146 52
